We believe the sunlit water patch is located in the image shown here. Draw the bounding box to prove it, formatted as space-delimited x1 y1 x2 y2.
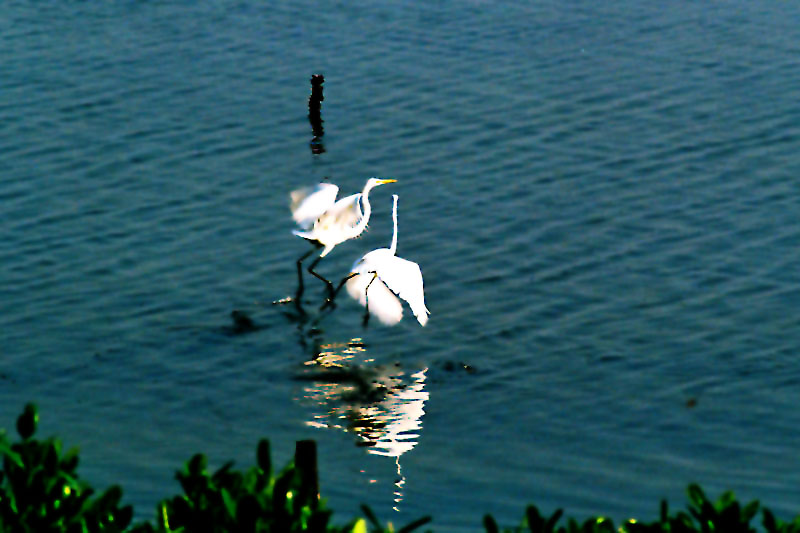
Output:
295 337 428 512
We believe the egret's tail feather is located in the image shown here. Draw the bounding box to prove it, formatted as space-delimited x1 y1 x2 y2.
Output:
292 229 315 240
411 303 430 326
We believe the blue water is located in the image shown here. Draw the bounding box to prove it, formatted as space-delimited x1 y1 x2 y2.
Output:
3 1 800 530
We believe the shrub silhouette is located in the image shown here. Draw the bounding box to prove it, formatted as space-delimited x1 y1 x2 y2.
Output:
2 404 800 532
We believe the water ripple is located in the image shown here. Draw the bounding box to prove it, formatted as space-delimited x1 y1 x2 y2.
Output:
3 0 800 527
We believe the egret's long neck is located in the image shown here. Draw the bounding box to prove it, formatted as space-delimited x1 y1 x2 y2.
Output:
389 195 398 255
354 181 376 235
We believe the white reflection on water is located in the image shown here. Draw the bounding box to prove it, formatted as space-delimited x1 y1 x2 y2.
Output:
297 338 428 511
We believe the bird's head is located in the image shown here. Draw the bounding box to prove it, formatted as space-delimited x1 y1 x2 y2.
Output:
368 177 397 187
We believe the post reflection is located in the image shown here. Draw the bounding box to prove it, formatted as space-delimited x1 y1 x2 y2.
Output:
296 338 428 511
308 74 325 154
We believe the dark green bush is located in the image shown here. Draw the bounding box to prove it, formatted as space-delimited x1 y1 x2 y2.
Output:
1 404 799 532
0 403 132 533
129 438 431 533
482 482 800 533
0 405 429 533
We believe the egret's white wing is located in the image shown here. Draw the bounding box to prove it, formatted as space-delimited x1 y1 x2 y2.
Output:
290 183 339 229
375 256 429 326
346 272 404 326
352 248 393 275
316 193 363 232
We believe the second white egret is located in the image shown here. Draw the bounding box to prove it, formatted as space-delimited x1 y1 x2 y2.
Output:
344 194 429 327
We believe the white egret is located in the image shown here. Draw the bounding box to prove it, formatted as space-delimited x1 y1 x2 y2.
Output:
290 177 397 297
344 194 429 327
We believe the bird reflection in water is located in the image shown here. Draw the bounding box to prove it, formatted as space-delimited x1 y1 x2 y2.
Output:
296 339 428 512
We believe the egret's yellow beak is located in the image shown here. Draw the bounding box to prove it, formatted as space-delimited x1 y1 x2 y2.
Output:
378 179 397 184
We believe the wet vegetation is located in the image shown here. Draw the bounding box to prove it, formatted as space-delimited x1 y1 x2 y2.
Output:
2 404 799 533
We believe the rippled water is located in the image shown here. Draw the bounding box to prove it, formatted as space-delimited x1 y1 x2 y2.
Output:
3 1 800 530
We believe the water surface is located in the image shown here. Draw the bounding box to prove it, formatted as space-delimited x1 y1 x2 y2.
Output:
2 1 800 530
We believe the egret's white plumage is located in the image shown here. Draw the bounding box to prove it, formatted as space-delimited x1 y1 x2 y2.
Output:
290 178 397 257
346 195 429 326
290 183 339 230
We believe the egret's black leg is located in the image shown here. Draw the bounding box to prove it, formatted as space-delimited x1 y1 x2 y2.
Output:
307 255 335 300
295 248 316 299
320 272 357 310
362 273 378 327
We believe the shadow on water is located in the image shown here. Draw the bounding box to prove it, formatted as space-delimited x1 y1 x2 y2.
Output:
166 309 273 337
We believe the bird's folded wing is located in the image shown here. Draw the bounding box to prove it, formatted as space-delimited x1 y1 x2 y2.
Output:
317 193 362 230
346 273 404 326
290 183 339 229
377 257 429 326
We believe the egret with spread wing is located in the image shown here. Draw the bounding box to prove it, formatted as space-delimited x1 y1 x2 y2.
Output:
290 177 397 298
344 194 429 326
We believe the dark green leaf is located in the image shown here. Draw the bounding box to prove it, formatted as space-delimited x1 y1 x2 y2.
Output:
16 403 38 440
256 439 271 480
90 484 124 520
117 504 134 529
272 468 293 514
360 504 382 528
294 440 318 509
741 500 759 523
186 453 207 477
687 484 706 509
525 504 544 530
763 508 777 533
221 487 236 519
61 447 80 472
483 514 499 533
545 508 565 532
237 494 260 530
717 490 736 510
0 438 24 468
398 515 433 533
